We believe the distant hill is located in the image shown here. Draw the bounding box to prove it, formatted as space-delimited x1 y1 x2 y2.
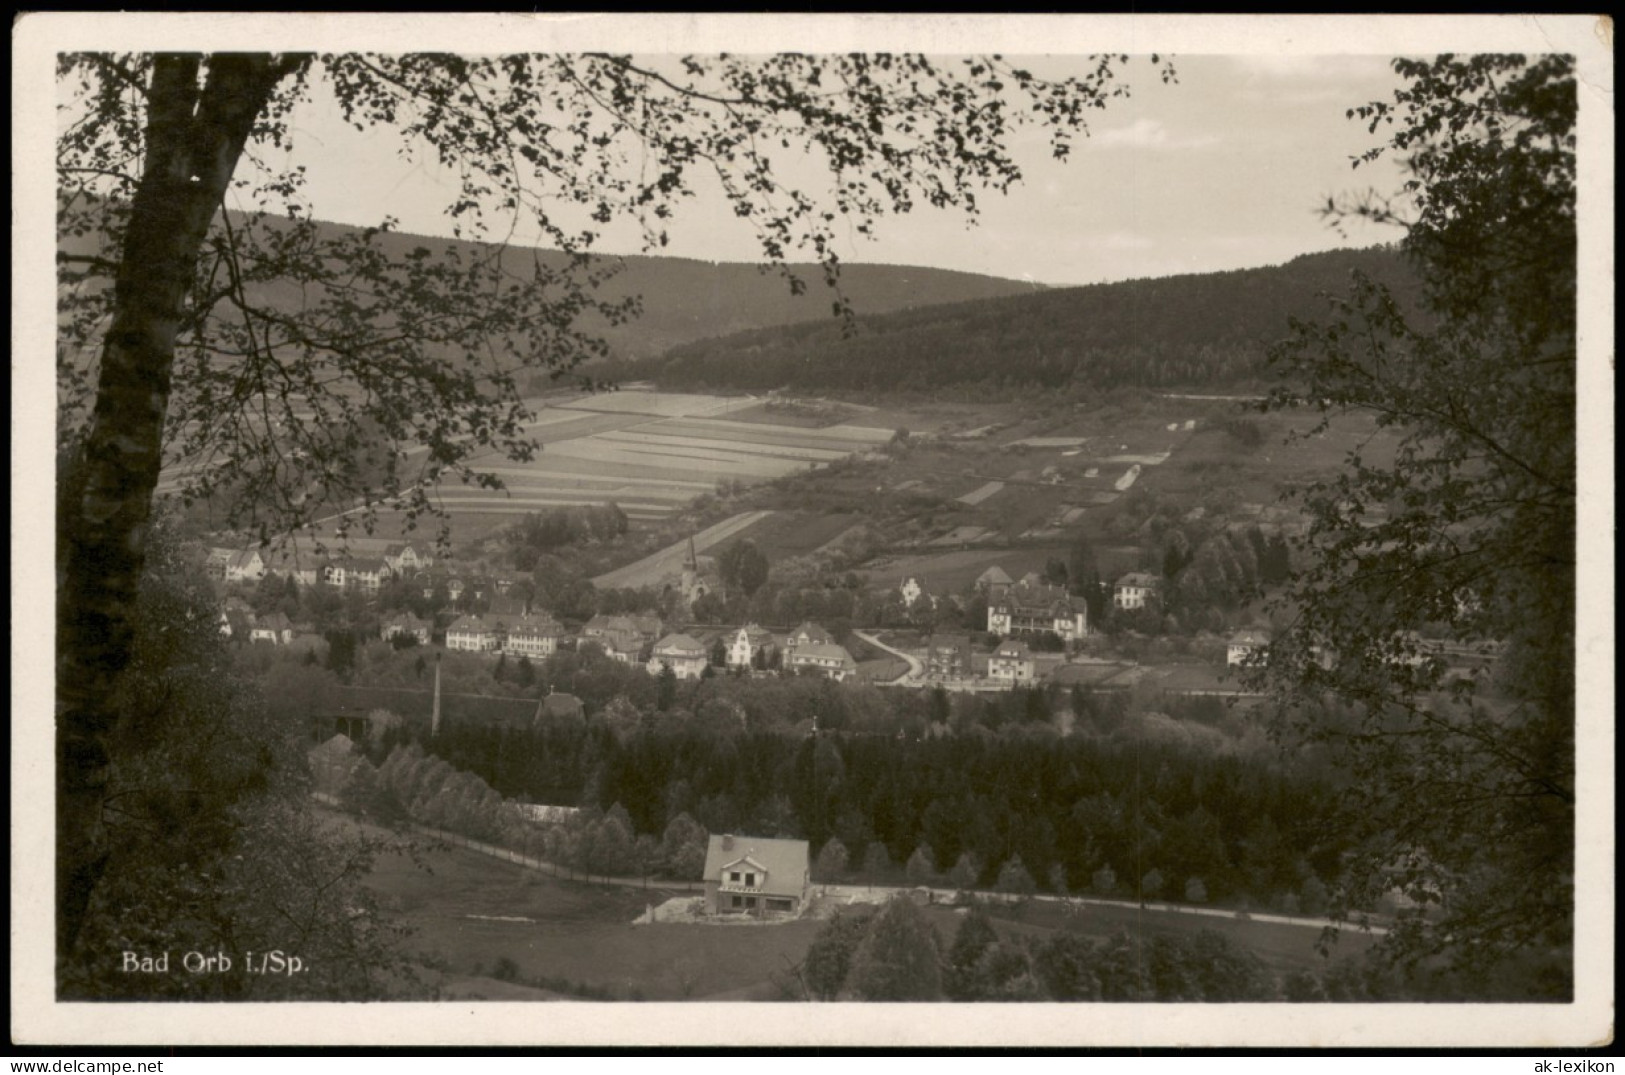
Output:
641 247 1422 394
59 205 1039 367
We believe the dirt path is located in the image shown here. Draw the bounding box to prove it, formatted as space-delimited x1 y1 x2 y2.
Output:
852 630 922 685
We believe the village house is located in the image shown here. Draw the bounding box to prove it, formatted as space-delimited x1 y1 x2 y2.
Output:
1227 628 1271 667
784 621 836 651
446 614 501 653
582 613 660 665
217 600 254 640
702 833 811 917
899 575 936 609
504 613 564 659
924 633 973 679
727 624 778 670
204 547 235 580
248 611 295 645
1113 572 1162 611
224 548 267 583
975 565 1014 599
262 548 320 587
784 641 859 682
987 579 1089 645
381 612 432 646
647 633 709 680
344 557 393 594
987 639 1036 684
382 542 433 576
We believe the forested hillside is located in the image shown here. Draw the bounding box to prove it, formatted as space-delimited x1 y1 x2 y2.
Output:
645 247 1421 393
59 203 1037 370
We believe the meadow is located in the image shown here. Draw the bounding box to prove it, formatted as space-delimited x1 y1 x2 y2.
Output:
356 815 1370 1001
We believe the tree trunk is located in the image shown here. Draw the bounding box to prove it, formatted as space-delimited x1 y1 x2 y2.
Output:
56 53 299 971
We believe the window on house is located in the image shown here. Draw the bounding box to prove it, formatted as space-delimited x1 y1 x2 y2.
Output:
744 872 756 886
729 871 740 884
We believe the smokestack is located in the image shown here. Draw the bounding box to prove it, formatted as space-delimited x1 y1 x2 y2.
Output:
722 834 734 852
431 654 442 738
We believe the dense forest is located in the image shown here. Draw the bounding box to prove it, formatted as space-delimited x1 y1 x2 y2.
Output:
356 697 1353 916
643 247 1421 394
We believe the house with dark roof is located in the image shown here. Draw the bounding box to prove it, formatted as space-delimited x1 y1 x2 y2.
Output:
249 611 295 645
204 547 235 580
1227 628 1271 667
381 612 432 646
647 633 708 679
924 633 973 679
785 621 836 650
224 548 267 583
504 614 563 659
975 565 1014 598
382 542 433 575
703 834 811 916
988 639 1035 684
446 614 501 652
1113 572 1162 611
988 579 1089 645
784 641 859 682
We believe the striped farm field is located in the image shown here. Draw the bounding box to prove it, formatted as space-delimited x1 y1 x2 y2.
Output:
365 391 902 531
593 430 851 461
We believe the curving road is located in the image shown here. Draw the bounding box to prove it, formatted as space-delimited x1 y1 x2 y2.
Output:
852 630 922 686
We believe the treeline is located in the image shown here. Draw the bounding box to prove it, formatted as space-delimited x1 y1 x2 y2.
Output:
368 713 1353 914
320 740 709 881
506 504 630 570
648 248 1419 394
801 897 1552 1002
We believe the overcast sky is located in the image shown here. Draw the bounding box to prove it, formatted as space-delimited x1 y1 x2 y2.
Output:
246 53 1412 288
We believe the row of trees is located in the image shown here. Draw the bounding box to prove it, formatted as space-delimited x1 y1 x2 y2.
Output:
326 740 713 883
803 898 1277 1002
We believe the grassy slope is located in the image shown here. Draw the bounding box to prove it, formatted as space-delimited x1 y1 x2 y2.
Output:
357 813 1369 1000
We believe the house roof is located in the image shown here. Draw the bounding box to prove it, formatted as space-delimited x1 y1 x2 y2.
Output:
789 621 835 645
996 580 1084 615
977 565 1013 585
653 633 706 657
385 611 428 628
508 615 563 639
1230 629 1271 646
255 612 293 632
737 624 775 645
703 834 810 900
1115 572 1161 589
788 643 857 669
994 640 1032 659
447 615 494 634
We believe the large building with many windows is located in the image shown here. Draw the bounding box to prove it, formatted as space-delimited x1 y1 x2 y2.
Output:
988 580 1089 644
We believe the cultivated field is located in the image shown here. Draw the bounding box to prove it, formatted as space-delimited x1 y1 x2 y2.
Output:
279 390 898 546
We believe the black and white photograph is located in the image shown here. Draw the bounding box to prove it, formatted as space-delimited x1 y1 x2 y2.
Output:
11 12 1613 1049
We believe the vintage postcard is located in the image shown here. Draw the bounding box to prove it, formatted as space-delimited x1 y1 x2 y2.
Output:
11 12 1613 1049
